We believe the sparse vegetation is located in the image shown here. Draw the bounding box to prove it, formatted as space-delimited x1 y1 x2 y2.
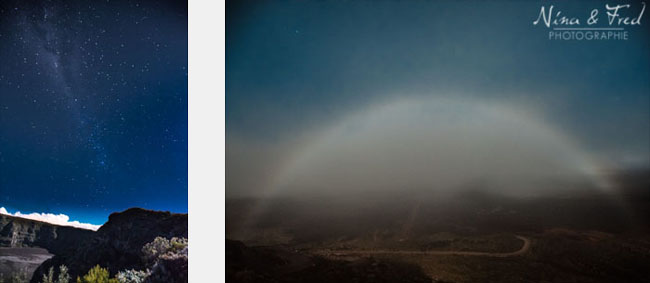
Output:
0 271 28 283
115 270 149 283
135 236 188 283
141 237 171 264
58 266 71 283
141 237 187 264
69 237 188 283
42 267 54 283
10 270 29 283
89 237 190 283
42 265 70 283
76 266 118 283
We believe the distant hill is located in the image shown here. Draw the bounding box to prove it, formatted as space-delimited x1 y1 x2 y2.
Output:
0 213 94 255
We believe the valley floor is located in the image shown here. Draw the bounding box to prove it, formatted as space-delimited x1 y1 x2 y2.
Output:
0 247 53 281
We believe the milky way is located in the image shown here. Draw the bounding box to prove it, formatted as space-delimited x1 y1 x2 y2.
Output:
0 0 187 224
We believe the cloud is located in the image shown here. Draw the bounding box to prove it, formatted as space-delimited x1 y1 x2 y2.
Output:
0 207 101 231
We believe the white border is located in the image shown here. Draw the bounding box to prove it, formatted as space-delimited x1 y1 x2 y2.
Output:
188 0 225 282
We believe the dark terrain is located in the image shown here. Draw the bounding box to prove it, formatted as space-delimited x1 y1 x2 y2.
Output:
32 208 188 282
226 170 650 283
0 214 93 280
0 208 188 282
226 239 433 283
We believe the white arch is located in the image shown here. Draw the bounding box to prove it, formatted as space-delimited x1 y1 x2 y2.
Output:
269 97 613 197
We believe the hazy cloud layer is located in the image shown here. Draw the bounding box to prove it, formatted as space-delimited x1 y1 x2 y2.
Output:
226 0 650 197
0 207 101 231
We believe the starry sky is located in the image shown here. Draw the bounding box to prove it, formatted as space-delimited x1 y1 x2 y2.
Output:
226 0 649 197
0 0 187 225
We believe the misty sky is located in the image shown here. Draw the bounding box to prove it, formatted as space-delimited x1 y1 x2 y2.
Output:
226 0 649 197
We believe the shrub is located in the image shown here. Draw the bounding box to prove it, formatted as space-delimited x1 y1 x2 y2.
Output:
115 237 188 283
170 237 188 252
115 270 149 283
140 237 188 283
141 237 187 263
76 266 118 283
11 270 29 283
58 265 71 283
42 265 70 283
141 237 171 264
42 267 54 283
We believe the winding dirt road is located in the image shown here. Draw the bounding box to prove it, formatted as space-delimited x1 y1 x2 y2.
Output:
315 235 531 258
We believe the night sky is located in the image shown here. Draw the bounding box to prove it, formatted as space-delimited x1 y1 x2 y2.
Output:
226 0 649 197
0 0 187 225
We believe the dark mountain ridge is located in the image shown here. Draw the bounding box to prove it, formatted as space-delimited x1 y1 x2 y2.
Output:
0 213 94 255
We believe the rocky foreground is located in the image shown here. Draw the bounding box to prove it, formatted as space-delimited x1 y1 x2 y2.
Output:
0 208 187 283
